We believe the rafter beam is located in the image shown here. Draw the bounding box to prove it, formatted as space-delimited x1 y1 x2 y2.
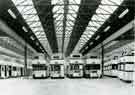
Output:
62 0 69 54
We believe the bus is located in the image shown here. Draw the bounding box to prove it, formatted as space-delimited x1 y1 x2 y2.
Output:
32 59 49 79
0 59 25 79
84 58 101 78
118 52 135 83
50 54 65 78
104 57 118 78
67 54 84 78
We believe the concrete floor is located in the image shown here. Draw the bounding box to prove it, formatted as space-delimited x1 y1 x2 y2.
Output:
0 77 134 95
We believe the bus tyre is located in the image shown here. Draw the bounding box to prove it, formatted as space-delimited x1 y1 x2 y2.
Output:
33 75 35 79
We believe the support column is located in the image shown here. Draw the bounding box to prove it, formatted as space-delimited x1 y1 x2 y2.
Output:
101 43 104 78
133 13 135 85
62 0 68 55
24 42 27 76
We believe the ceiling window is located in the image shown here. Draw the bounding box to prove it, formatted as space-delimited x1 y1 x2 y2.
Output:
12 0 52 55
72 0 124 53
52 0 81 53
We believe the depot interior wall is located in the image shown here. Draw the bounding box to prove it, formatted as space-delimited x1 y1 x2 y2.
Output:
104 40 135 62
85 51 101 58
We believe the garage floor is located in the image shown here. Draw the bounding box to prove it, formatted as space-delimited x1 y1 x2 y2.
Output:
0 77 134 95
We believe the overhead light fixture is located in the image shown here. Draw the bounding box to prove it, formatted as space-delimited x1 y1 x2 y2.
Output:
95 36 100 40
30 36 34 40
119 9 129 19
89 42 93 45
85 46 89 49
104 26 110 32
81 49 84 53
8 9 17 19
40 47 42 49
36 42 39 46
22 26 28 32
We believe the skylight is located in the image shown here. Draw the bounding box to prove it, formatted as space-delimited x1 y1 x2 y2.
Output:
72 0 124 53
52 0 81 53
12 0 52 55
12 0 125 56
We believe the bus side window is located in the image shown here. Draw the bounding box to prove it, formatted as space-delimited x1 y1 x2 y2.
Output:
13 67 16 71
2 66 4 71
80 65 83 69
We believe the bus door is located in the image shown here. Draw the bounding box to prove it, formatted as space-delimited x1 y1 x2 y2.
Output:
20 68 23 76
9 66 12 77
60 65 64 76
6 66 10 78
0 65 1 78
1 65 5 78
55 65 60 73
5 66 7 77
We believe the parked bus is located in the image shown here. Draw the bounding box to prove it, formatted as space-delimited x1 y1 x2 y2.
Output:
104 57 118 78
84 58 101 78
67 54 84 78
50 54 65 78
118 51 135 83
32 59 49 79
0 59 25 79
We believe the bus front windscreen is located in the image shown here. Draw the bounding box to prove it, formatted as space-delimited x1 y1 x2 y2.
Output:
93 64 100 70
85 64 100 70
32 64 47 71
52 65 61 71
70 64 80 70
